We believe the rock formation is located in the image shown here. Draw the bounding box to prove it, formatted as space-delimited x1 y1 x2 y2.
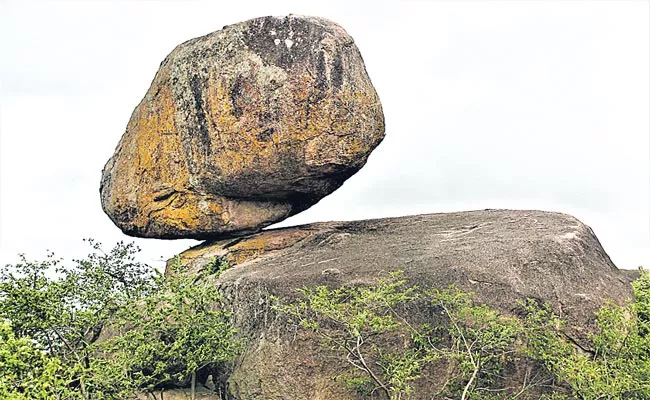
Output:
169 210 633 399
100 15 385 239
97 14 637 400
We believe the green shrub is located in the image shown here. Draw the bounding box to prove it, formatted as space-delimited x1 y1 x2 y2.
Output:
0 241 239 399
522 269 650 399
425 287 525 398
275 271 427 399
277 269 650 400
3 240 648 400
103 258 241 398
0 320 77 399
276 272 536 399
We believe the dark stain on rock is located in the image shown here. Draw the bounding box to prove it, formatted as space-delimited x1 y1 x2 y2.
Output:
331 54 344 90
189 74 211 154
311 50 328 103
230 76 244 118
284 191 319 214
315 50 327 91
243 16 321 70
257 127 275 141
260 110 273 126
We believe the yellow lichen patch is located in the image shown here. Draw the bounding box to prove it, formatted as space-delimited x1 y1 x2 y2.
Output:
225 229 311 265
176 245 211 266
285 76 383 166
152 195 201 230
206 200 225 216
105 64 193 231
203 65 279 180
206 71 239 146
169 228 312 275
105 69 236 236
132 83 193 228
150 193 230 234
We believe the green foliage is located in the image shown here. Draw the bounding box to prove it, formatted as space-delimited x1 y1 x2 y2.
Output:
0 320 76 399
425 287 525 398
632 267 650 336
276 272 533 399
0 241 239 399
336 374 375 397
3 240 649 400
0 240 156 398
203 256 231 278
103 259 241 394
275 271 430 399
522 269 650 399
278 269 650 400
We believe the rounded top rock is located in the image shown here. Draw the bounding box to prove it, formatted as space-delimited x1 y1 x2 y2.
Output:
100 15 385 239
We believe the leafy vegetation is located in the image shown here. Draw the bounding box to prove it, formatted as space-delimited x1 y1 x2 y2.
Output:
2 239 648 400
103 258 240 399
425 286 532 398
276 272 430 399
522 270 650 399
0 241 239 400
274 272 535 399
276 269 650 399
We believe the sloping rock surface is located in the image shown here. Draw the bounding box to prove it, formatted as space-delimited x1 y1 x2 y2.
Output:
173 210 633 399
100 15 384 240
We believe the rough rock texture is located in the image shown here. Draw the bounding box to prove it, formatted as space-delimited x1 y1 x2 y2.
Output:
170 210 634 399
136 388 219 400
100 15 385 239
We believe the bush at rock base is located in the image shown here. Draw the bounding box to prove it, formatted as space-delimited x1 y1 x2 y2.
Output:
1 241 648 399
275 269 650 399
0 241 239 400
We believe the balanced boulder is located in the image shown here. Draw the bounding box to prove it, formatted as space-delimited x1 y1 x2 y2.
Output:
100 15 385 239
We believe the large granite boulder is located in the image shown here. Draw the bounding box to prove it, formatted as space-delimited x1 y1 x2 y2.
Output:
169 210 634 399
100 15 385 239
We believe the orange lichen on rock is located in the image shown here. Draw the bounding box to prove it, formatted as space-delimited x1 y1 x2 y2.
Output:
225 229 311 265
100 15 385 239
168 228 312 275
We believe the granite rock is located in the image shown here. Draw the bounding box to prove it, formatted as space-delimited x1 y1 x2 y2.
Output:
100 15 384 239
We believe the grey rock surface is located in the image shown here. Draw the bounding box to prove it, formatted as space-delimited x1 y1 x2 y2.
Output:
172 209 633 399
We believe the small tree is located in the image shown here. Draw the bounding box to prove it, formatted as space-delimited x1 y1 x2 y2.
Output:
522 268 650 399
0 242 240 399
0 320 77 400
277 272 561 399
425 287 525 399
104 258 241 400
275 271 432 399
0 240 156 398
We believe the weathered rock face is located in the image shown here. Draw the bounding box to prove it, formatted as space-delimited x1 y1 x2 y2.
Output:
171 210 634 399
100 15 385 239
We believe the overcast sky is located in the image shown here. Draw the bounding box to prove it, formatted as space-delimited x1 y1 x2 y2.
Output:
0 0 648 271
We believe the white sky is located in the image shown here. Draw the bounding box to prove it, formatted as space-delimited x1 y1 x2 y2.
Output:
0 0 648 271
